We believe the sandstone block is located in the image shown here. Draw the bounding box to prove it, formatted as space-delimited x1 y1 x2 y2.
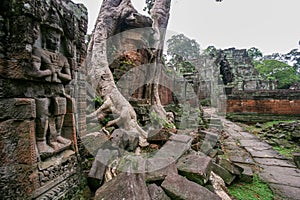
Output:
161 173 221 200
212 163 236 185
94 173 150 200
0 98 36 120
177 153 212 185
148 184 170 200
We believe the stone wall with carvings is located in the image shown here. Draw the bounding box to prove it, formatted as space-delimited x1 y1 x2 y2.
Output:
0 0 88 199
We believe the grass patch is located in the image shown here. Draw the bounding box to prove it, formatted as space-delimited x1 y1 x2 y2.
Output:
273 146 298 158
228 174 273 200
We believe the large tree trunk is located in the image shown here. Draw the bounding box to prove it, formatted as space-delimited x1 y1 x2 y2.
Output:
86 0 171 147
149 0 171 119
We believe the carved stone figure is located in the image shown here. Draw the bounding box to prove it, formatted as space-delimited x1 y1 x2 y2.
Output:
31 28 71 83
35 96 71 155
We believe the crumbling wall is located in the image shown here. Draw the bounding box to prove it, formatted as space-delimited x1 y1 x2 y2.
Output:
227 90 300 115
0 0 88 198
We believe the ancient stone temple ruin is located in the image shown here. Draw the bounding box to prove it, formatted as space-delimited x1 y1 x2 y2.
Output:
0 0 88 198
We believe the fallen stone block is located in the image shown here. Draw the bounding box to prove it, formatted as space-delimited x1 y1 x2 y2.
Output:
218 156 244 175
88 146 119 189
146 157 177 182
161 173 221 200
111 129 139 151
177 152 212 185
147 129 171 142
117 155 146 174
148 184 170 200
81 131 108 156
234 163 253 183
94 172 151 200
212 163 236 185
154 135 192 161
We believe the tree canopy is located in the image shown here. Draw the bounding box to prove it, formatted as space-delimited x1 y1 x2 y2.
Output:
166 33 200 73
255 59 300 89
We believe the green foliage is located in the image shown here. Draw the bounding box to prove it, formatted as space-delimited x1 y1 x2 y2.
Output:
228 174 273 200
166 34 200 74
202 45 218 57
94 96 104 109
247 47 263 60
167 34 200 60
273 146 298 159
254 59 300 89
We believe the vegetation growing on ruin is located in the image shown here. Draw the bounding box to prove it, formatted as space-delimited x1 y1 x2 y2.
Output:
228 174 273 200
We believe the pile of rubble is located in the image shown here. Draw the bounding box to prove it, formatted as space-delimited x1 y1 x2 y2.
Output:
81 115 254 199
257 121 300 148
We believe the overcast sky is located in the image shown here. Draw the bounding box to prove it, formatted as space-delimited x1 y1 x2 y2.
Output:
72 0 300 55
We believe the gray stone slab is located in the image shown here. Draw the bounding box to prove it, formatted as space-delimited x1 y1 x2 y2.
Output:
212 163 236 185
155 139 191 161
145 157 177 182
269 183 300 200
239 132 258 140
177 153 212 185
169 134 192 144
117 155 146 174
254 158 295 167
239 139 270 148
234 163 253 183
94 173 151 200
227 149 255 164
161 173 221 200
259 166 300 188
245 147 285 159
148 184 171 200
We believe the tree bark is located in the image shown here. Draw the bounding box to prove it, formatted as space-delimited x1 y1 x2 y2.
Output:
149 0 171 119
86 0 172 147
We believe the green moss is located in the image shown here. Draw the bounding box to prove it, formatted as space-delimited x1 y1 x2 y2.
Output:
228 174 273 200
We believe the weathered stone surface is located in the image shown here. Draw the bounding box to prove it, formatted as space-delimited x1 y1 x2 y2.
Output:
147 129 171 142
226 149 255 164
0 98 36 120
253 158 295 167
148 184 171 200
111 129 139 151
259 165 300 188
293 153 300 168
81 131 109 156
211 163 236 185
0 120 37 165
209 172 232 200
117 155 146 174
88 147 119 187
234 163 253 183
269 183 300 200
94 173 151 200
177 153 212 185
146 157 177 182
218 157 243 175
153 134 192 160
161 173 221 200
244 146 285 159
239 139 271 148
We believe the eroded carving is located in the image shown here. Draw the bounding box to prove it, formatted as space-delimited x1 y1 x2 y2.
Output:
31 28 71 83
35 97 71 156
